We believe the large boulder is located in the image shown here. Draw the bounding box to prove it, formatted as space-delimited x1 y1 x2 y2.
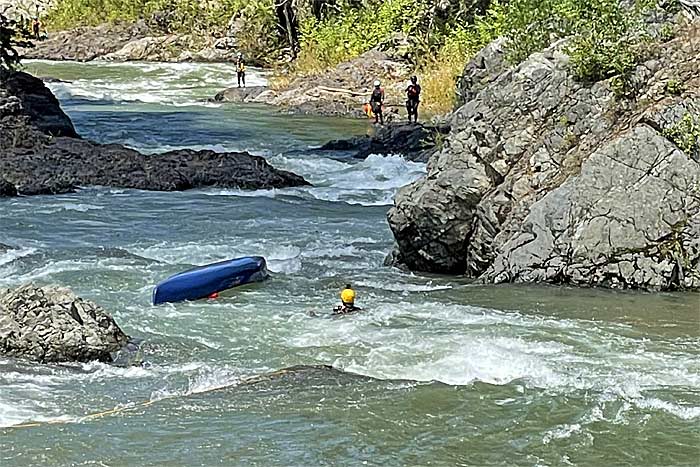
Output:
387 23 700 291
1 71 77 137
0 138 310 195
0 285 129 363
319 123 450 162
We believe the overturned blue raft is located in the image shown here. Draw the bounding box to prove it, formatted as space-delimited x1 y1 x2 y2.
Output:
152 256 269 305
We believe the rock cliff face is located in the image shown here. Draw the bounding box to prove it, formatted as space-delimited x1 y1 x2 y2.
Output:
0 71 309 194
0 285 128 363
388 24 700 291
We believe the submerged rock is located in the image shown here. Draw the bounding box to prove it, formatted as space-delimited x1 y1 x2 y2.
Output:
388 23 700 291
0 285 129 363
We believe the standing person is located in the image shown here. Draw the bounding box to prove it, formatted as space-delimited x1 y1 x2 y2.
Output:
236 52 246 88
406 75 421 123
31 17 41 40
369 80 384 125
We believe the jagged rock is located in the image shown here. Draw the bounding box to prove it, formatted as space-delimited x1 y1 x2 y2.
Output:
20 21 152 61
388 23 700 291
0 284 129 363
485 125 700 290
320 123 450 162
456 37 508 107
1 71 78 137
0 178 17 197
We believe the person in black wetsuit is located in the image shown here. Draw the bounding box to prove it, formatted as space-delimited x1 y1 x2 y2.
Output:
369 80 385 125
406 75 421 123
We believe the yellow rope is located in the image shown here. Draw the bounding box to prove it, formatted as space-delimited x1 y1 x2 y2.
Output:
5 368 294 430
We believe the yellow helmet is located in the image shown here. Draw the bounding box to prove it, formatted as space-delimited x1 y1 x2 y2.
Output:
340 287 355 304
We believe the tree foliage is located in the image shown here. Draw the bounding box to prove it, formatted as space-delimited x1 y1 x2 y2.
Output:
0 13 32 75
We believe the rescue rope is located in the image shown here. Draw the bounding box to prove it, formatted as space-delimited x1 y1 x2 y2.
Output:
5 368 293 430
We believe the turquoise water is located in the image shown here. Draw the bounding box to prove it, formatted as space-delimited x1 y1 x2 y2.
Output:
0 60 698 466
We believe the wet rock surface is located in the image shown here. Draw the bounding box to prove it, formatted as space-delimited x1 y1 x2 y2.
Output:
0 71 310 195
319 123 450 163
0 285 129 363
388 23 700 291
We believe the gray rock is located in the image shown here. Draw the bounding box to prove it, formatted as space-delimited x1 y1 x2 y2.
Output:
485 125 700 290
387 23 700 291
213 86 268 104
0 285 129 363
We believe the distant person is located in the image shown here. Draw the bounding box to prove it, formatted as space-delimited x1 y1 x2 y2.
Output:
369 80 384 125
406 75 421 123
236 52 246 88
31 17 42 40
333 284 360 315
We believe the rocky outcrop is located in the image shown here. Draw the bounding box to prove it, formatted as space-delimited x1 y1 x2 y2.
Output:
0 284 129 363
0 71 310 194
20 21 240 63
1 71 77 137
20 21 151 62
1 139 310 195
388 23 700 291
319 123 450 163
214 49 413 118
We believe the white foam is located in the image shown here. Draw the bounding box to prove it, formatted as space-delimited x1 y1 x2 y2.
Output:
0 247 37 267
36 60 269 107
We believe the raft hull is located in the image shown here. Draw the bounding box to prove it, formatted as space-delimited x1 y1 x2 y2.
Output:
152 256 268 305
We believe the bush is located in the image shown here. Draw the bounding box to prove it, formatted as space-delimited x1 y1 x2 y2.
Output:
663 113 700 158
296 0 426 72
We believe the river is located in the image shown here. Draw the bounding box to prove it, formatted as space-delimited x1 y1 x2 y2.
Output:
1 60 698 466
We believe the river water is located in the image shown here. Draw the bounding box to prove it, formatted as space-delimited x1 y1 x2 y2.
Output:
0 60 698 466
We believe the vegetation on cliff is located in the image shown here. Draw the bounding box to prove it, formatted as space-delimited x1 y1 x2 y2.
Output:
43 0 682 112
